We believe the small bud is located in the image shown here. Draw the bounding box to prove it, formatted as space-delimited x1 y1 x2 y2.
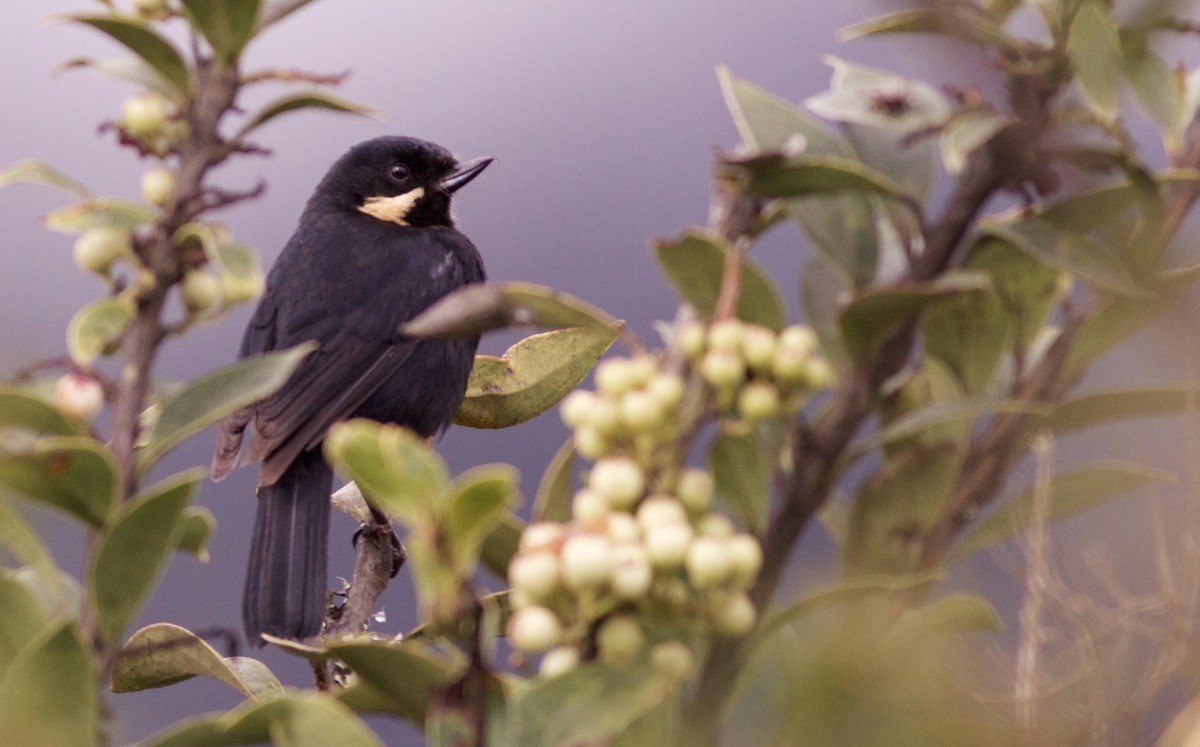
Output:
636 495 688 531
679 321 707 360
625 355 659 389
595 357 640 397
696 512 735 539
772 344 808 384
686 536 733 589
572 426 610 460
538 645 580 678
727 534 763 587
676 468 714 514
140 166 175 205
707 319 745 351
644 522 693 570
54 373 105 420
646 372 685 409
597 614 645 668
121 92 170 139
560 532 613 590
610 543 653 600
700 349 745 389
571 487 609 524
180 270 221 312
520 522 566 553
618 389 665 433
508 606 563 653
589 457 645 510
586 395 621 434
560 390 598 428
73 227 131 275
508 551 561 601
605 513 640 544
740 325 777 370
778 325 817 357
650 641 695 682
710 592 756 637
737 381 781 421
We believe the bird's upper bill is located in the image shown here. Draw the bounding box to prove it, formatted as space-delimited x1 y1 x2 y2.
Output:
442 156 494 193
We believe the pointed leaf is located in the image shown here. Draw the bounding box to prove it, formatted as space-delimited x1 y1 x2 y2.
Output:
44 197 156 234
89 470 198 641
113 622 284 699
0 387 86 437
950 462 1176 563
0 436 118 526
175 506 216 561
237 90 377 140
1045 385 1200 437
68 15 189 94
331 641 462 722
882 593 1001 651
1122 45 1184 149
137 343 316 474
0 575 51 682
0 620 95 747
939 109 1014 175
850 398 1050 459
454 326 619 429
708 433 770 531
1067 2 1123 123
839 6 1018 52
54 55 178 98
0 160 91 198
756 572 943 642
181 0 261 62
67 296 134 365
653 230 786 331
447 465 519 573
324 420 449 524
140 694 383 747
736 153 915 206
533 437 575 522
0 501 64 605
985 219 1144 297
502 282 622 330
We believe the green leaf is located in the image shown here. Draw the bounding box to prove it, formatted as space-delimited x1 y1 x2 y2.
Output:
0 574 51 683
0 387 86 437
68 15 189 95
839 271 990 363
960 236 1063 361
501 282 622 330
0 160 91 198
479 513 525 581
949 462 1176 563
331 641 462 723
454 326 619 429
1122 43 1184 150
850 399 1050 459
756 572 943 642
141 694 384 747
1044 385 1200 437
113 622 283 699
446 465 519 573
882 593 1001 651
708 433 770 531
67 296 134 365
985 219 1144 297
533 437 575 522
236 90 377 140
137 343 316 475
180 0 261 62
939 109 1014 175
653 230 786 331
0 501 65 607
800 252 849 365
508 664 670 747
839 6 1018 52
175 506 216 561
89 470 198 641
54 55 179 98
1067 1 1123 123
923 284 1012 396
0 620 95 747
324 420 449 524
737 154 916 207
43 197 156 234
0 436 118 526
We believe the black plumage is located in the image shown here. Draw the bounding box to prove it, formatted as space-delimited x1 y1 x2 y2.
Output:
211 136 490 644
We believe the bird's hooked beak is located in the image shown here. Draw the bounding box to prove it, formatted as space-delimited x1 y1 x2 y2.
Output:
442 156 493 193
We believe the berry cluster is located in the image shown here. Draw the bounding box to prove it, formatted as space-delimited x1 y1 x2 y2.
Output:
506 318 833 679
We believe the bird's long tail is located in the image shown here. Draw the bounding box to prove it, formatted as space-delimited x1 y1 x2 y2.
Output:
243 448 331 646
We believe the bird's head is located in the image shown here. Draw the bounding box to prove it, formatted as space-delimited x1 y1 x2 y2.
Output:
316 136 492 227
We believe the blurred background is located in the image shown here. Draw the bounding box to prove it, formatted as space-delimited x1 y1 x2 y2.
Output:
4 1 1200 744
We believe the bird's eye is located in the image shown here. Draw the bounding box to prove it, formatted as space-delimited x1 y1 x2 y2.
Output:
388 163 410 183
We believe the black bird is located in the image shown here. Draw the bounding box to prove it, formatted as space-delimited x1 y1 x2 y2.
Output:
211 136 490 645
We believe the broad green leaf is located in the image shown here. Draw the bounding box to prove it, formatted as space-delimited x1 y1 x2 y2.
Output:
877 358 970 456
1122 43 1184 151
0 575 51 682
939 109 1014 175
181 0 261 62
708 433 770 531
446 465 519 573
756 572 943 642
209 240 265 304
68 16 189 94
949 462 1176 563
175 506 216 561
141 694 384 747
112 622 283 699
1044 386 1200 437
738 154 916 207
331 641 462 722
850 399 1050 459
923 283 1012 395
839 6 1018 52
508 663 670 747
256 0 322 30
0 501 64 606
1067 1 1122 123
0 160 91 198
236 90 377 140
137 343 316 474
1064 276 1192 379
454 326 619 429
501 282 622 330
324 420 449 524
0 621 95 747
404 282 621 340
533 437 575 522
984 219 1144 297
800 251 849 364
0 387 86 437
881 593 1001 651
479 513 524 581
0 436 118 526
67 296 134 365
839 271 990 363
961 236 1063 359
653 230 786 331
54 55 178 98
89 470 198 641
43 197 156 234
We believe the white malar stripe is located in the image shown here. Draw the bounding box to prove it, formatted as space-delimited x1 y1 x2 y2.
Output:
358 187 425 225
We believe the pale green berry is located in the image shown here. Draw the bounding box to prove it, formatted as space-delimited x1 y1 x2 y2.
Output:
140 166 175 205
803 357 835 389
738 381 781 421
605 513 640 544
508 550 561 601
700 349 745 389
610 543 653 600
707 319 745 351
696 512 735 539
646 372 685 409
219 270 264 304
121 92 170 138
772 344 808 384
625 355 659 389
586 395 621 434
686 536 733 589
636 495 688 531
73 227 130 274
54 373 105 420
560 389 599 428
679 321 707 360
741 325 777 370
560 533 613 590
644 522 693 570
597 614 645 668
571 487 609 524
519 522 566 553
508 606 563 653
572 426 610 460
618 389 665 433
710 592 756 636
650 641 695 682
727 534 763 587
778 325 817 357
595 357 640 397
539 646 580 678
589 457 645 510
181 270 221 312
676 468 714 514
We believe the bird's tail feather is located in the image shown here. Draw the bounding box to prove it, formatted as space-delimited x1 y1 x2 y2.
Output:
243 448 331 646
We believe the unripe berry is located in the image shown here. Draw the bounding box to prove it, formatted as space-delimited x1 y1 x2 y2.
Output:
676 468 714 514
560 389 598 428
741 325 777 370
710 593 757 636
589 457 645 510
707 319 745 351
644 522 693 570
778 325 818 357
686 536 733 589
54 373 105 420
650 641 695 682
636 495 688 531
700 349 745 389
618 389 665 433
180 270 221 312
803 357 835 390
625 355 658 389
571 487 609 524
595 357 640 397
772 344 808 384
610 543 653 600
520 522 566 553
140 166 175 205
696 512 735 539
605 513 640 544
586 396 621 434
508 606 562 653
538 646 580 678
559 533 613 590
737 381 781 421
572 426 610 460
727 534 763 587
121 92 170 139
73 227 130 275
508 550 561 601
679 321 707 360
646 372 685 409
597 614 645 668
219 270 263 305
